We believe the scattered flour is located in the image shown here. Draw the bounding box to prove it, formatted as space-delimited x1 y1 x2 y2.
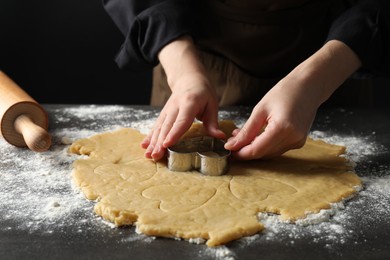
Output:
209 246 236 260
1 105 389 260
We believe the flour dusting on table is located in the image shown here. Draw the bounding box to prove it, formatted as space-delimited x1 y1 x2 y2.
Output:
1 105 389 260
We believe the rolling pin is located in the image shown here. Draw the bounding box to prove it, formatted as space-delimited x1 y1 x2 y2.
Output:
0 71 51 152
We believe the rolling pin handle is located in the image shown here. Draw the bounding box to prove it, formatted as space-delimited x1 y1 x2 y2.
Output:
14 114 52 152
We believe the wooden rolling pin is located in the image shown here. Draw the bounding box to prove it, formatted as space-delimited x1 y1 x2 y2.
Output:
0 71 51 152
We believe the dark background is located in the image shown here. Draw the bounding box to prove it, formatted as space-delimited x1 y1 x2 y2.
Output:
0 0 388 106
0 0 152 105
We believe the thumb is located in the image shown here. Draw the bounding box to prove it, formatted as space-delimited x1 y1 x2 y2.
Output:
225 109 267 151
201 105 226 140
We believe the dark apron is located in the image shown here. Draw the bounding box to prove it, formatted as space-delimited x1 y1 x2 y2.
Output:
151 0 373 107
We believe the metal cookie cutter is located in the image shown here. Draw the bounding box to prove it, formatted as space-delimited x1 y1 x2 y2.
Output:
167 136 231 176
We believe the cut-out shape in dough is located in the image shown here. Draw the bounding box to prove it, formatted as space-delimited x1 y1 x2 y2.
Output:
69 120 361 246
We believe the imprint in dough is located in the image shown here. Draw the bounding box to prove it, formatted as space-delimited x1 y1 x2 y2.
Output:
69 120 361 246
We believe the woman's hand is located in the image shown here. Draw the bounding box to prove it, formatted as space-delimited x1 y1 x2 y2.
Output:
141 36 225 161
141 72 224 161
225 76 318 160
225 40 362 160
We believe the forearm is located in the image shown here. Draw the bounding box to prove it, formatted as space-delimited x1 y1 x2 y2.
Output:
284 40 362 108
326 0 390 77
157 35 208 91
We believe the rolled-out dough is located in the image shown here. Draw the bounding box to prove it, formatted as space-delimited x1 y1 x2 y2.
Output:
69 120 361 246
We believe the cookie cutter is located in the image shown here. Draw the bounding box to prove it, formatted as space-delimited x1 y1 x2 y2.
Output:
167 136 231 176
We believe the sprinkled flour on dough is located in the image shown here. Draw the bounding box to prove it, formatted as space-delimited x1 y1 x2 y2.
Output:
1 105 389 260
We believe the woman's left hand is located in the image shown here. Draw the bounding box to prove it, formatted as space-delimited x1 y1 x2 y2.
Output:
225 40 362 160
224 75 317 160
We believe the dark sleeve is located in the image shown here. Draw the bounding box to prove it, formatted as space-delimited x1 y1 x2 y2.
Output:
326 0 390 78
102 0 193 71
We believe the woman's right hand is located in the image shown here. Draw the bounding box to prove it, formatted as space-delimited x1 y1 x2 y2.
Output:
141 36 225 161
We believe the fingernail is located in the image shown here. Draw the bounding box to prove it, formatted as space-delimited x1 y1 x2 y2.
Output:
145 145 154 158
225 139 236 148
141 140 149 148
152 146 160 154
152 146 161 157
162 137 171 148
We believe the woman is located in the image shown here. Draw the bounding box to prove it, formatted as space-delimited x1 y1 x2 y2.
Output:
102 0 390 161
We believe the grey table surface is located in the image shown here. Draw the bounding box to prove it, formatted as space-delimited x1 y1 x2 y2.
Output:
1 104 389 260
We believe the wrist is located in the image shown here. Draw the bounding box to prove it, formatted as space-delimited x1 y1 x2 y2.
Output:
158 35 208 90
287 40 362 107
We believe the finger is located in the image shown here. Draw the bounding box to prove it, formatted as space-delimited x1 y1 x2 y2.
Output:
202 103 226 139
232 129 278 160
162 106 196 148
144 144 154 159
232 122 289 160
231 128 240 137
141 133 152 149
141 114 163 149
142 130 155 158
225 109 267 151
145 113 168 159
226 129 240 146
151 113 177 160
